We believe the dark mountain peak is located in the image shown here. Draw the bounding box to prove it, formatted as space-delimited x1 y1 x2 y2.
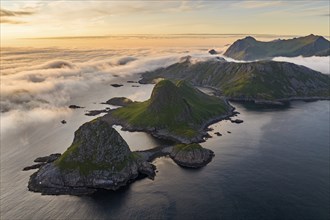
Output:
314 35 328 42
179 55 192 63
150 80 178 100
149 80 182 112
244 36 256 41
56 120 131 166
224 34 330 60
299 34 329 43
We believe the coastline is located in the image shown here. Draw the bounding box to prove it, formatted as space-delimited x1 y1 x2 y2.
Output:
102 102 236 144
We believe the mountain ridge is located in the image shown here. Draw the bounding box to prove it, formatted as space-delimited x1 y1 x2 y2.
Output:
224 34 330 60
139 59 329 103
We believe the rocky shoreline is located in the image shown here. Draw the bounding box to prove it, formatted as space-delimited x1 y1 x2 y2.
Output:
25 120 156 196
25 117 220 196
228 96 330 106
170 144 215 168
195 85 330 106
103 104 236 144
24 80 244 196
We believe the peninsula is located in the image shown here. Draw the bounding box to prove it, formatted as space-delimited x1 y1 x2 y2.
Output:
104 79 233 143
140 57 329 104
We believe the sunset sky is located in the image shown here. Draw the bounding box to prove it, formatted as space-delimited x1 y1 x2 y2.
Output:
1 0 329 46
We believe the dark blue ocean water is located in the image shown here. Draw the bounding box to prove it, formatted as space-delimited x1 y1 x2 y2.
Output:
1 101 329 220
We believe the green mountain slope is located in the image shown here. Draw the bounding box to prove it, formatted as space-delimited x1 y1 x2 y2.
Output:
224 34 330 60
110 80 232 143
140 59 329 102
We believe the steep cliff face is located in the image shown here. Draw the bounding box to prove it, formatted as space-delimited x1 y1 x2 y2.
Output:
28 119 155 195
224 35 330 60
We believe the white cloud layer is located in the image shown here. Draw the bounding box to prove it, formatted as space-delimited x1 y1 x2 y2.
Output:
272 56 330 74
1 47 329 135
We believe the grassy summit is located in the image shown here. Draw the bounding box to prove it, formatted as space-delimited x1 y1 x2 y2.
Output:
55 119 141 175
224 34 330 60
111 80 231 141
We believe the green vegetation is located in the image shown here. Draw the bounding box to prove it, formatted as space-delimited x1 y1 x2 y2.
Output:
141 60 330 101
112 80 231 139
224 34 330 60
173 143 203 152
55 149 139 176
54 120 141 175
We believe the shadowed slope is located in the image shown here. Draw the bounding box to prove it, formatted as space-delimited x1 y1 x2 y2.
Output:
224 35 330 60
140 59 329 102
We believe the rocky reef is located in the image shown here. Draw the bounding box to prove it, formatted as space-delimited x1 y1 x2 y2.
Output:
28 119 155 195
103 97 134 107
170 144 214 168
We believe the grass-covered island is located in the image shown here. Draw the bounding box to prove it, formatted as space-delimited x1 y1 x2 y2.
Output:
27 119 156 195
105 79 233 143
26 80 233 195
140 57 330 104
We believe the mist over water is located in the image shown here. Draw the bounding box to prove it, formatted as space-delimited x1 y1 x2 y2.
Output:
273 56 330 74
0 48 187 134
1 47 329 137
0 44 329 220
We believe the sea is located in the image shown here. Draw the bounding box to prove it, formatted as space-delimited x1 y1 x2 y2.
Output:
1 38 329 220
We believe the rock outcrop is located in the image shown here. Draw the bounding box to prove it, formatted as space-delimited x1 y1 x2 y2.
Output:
208 49 218 55
28 119 155 195
104 97 134 107
170 144 214 168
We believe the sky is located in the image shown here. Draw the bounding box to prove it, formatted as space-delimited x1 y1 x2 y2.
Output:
0 0 329 46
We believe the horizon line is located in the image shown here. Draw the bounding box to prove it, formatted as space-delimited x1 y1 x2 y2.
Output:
20 33 312 40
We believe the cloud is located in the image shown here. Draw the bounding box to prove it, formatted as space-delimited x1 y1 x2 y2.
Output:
272 56 330 74
0 47 185 114
0 18 26 24
232 1 284 9
0 47 195 135
1 47 329 136
0 8 35 16
0 8 35 24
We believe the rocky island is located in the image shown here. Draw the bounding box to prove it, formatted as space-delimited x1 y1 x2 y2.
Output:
223 34 330 61
103 97 134 107
26 80 232 195
170 143 214 168
104 79 234 143
28 119 155 195
140 57 329 104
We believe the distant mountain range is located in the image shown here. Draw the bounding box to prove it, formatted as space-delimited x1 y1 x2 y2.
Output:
140 57 329 103
224 34 330 60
